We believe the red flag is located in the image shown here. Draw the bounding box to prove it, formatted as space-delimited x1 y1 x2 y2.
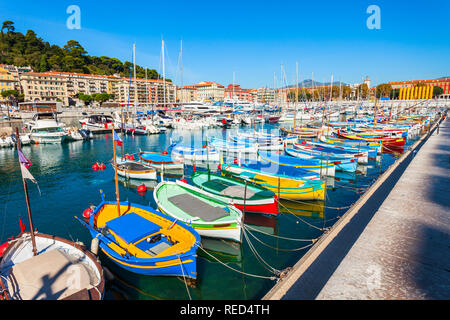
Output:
19 218 26 233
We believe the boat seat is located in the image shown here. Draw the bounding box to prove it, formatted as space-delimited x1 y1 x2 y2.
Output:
168 193 230 222
6 249 93 300
220 185 255 198
145 242 172 257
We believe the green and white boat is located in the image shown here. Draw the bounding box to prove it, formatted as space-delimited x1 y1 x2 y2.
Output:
191 171 278 215
153 180 243 243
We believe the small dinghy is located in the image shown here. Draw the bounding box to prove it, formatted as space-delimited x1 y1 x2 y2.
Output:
139 151 184 171
191 171 278 215
154 180 243 242
113 157 157 180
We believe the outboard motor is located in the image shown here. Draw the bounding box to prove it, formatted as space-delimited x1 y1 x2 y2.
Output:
79 129 91 140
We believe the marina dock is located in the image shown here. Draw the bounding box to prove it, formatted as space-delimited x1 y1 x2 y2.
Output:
264 116 449 300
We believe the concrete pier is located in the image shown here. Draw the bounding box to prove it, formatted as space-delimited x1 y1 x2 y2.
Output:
264 116 449 300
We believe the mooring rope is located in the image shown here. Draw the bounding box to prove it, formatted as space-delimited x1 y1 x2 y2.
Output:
243 225 316 252
178 256 192 300
198 245 277 280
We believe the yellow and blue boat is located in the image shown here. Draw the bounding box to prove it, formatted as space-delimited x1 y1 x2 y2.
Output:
77 192 200 279
222 164 325 201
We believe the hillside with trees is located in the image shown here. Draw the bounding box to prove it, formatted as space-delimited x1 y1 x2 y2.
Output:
0 20 167 80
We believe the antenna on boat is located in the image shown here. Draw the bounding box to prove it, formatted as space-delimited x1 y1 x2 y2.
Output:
15 128 38 256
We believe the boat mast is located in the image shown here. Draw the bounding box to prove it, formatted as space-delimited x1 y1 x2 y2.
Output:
162 39 166 108
133 43 138 119
112 128 121 217
16 128 37 256
295 61 298 130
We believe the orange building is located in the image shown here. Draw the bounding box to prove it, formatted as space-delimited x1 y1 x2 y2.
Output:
389 77 450 99
224 84 255 102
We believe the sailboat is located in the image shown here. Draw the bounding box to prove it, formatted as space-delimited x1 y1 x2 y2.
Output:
0 129 105 300
76 128 200 278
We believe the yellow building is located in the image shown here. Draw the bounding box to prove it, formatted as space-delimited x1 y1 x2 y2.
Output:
0 67 15 95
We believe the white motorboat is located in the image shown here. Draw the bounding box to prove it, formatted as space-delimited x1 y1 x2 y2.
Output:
27 112 68 144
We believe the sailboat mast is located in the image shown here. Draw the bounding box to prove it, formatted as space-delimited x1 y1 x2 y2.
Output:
112 128 121 217
162 39 166 107
16 128 37 256
133 43 138 117
295 61 298 130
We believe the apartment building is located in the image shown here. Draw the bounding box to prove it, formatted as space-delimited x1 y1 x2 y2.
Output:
224 84 255 102
256 88 275 104
0 67 16 95
190 81 225 102
20 72 68 104
114 78 176 106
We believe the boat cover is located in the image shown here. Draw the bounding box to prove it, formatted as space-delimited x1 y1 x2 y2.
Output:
168 194 230 222
106 212 161 244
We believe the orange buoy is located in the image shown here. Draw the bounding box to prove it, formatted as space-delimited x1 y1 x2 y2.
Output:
137 184 147 193
92 163 99 170
83 208 92 219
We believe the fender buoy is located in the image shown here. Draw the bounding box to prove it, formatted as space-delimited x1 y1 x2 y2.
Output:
162 151 168 155
99 163 106 170
234 158 239 164
202 145 206 148
83 208 92 219
0 241 9 257
92 163 99 171
180 179 187 184
137 184 147 193
218 164 222 171
127 155 135 161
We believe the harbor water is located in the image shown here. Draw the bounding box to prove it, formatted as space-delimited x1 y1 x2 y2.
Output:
0 121 420 300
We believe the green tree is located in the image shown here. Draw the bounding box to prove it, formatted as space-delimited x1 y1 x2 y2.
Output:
1 21 15 35
432 86 444 98
376 83 393 98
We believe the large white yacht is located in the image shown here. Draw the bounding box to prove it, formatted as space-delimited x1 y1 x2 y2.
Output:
26 112 68 144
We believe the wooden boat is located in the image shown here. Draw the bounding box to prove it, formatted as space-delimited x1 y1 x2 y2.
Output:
77 194 200 278
0 232 105 300
319 135 381 154
257 151 336 176
154 180 243 242
0 129 105 300
305 139 377 158
191 171 278 215
171 145 220 161
241 160 321 181
338 132 406 147
280 127 318 138
139 151 184 170
293 141 369 164
221 164 325 201
113 157 157 180
278 199 325 219
285 148 357 173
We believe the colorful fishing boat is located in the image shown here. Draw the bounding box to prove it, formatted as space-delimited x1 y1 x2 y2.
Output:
139 151 184 170
319 135 382 154
293 141 370 164
191 171 278 215
221 164 325 201
154 180 244 242
285 147 357 172
338 132 406 147
77 193 200 278
257 151 336 176
113 157 157 180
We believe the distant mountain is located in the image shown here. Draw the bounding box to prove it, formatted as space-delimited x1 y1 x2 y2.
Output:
285 79 348 88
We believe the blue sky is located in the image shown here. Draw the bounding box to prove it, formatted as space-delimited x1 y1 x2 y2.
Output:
1 0 449 88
